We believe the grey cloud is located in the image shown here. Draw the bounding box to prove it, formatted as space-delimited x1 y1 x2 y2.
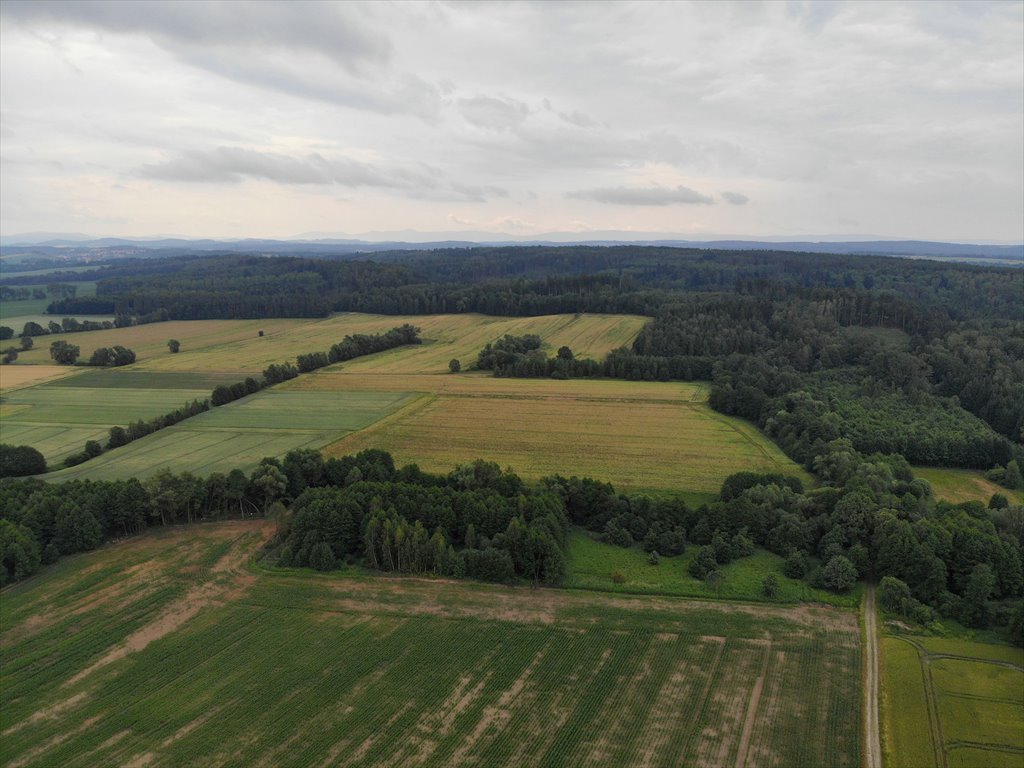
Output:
140 147 503 201
568 185 715 206
1 0 390 76
458 96 530 131
721 191 749 205
558 110 597 128
0 0 443 117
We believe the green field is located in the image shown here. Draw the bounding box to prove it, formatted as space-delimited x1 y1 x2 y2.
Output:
913 466 1024 506
880 633 1024 768
0 521 863 767
565 532 859 607
46 390 418 482
0 383 210 465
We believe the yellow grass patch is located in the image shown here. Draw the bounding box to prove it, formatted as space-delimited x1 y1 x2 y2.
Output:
0 364 81 392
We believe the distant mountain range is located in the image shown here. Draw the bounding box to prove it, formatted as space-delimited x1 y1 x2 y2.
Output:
1 232 1021 265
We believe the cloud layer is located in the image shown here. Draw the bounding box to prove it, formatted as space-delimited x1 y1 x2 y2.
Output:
1 1 1020 240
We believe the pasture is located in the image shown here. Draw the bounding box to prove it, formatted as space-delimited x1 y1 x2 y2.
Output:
879 633 1024 768
913 466 1023 506
0 521 863 767
47 390 418 482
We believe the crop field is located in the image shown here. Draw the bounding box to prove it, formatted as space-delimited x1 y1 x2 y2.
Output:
0 521 862 767
913 466 1024 505
565 532 858 607
47 390 418 481
1 383 210 466
324 389 807 495
880 633 1024 768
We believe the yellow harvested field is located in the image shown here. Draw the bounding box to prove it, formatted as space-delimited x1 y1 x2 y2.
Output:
913 466 1023 505
134 312 648 374
324 389 808 494
11 319 308 367
0 364 82 392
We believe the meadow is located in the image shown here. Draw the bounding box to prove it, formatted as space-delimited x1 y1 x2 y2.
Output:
0 521 863 768
0 281 99 324
879 632 1024 768
565 532 859 607
913 466 1023 505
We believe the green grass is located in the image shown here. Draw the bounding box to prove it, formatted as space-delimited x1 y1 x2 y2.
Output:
0 521 863 767
565 531 859 607
45 390 419 481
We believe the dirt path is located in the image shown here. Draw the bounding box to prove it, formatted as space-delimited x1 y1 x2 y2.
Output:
864 584 881 768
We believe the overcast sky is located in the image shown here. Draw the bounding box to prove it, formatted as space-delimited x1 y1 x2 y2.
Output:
1 0 1021 241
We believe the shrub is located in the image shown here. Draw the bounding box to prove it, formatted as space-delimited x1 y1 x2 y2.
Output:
610 570 626 584
762 573 780 598
308 541 336 572
822 555 857 592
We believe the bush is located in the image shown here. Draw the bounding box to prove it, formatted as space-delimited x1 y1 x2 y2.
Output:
0 444 47 477
878 576 912 614
308 541 336 572
611 570 626 584
648 550 660 566
448 358 461 373
783 550 808 579
822 555 858 593
762 573 780 598
688 546 718 579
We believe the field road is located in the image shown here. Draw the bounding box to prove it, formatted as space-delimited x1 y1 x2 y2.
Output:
864 584 881 768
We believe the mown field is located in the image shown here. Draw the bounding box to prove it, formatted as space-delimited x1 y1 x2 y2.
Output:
880 632 1024 768
0 521 863 767
565 532 859 607
321 384 806 496
913 466 1024 506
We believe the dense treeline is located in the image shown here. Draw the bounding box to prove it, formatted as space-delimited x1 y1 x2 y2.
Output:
2 446 1021 641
